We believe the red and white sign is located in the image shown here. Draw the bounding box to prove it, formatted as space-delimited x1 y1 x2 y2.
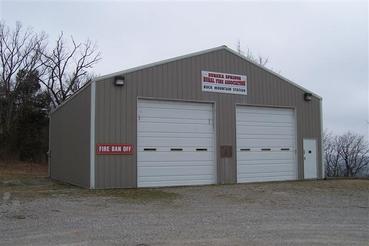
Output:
201 71 247 95
96 144 134 155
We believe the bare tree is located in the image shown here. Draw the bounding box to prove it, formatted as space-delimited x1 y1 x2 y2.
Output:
337 132 369 177
0 21 46 134
237 40 269 67
324 131 369 177
39 32 101 107
324 131 342 176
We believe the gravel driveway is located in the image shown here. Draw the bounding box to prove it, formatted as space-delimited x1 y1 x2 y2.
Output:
0 176 368 246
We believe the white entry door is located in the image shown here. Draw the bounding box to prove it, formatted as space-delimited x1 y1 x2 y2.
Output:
303 139 317 179
236 106 297 183
137 99 216 187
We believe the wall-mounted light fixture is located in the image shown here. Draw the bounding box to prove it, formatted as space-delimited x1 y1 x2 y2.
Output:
304 92 312 102
114 76 125 86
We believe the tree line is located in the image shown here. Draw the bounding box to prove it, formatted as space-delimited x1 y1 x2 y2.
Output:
0 22 101 162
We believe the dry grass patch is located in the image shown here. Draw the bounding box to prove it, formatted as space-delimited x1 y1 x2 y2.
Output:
0 162 179 202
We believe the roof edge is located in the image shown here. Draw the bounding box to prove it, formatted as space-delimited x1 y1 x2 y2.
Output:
49 82 92 115
51 45 322 114
95 45 321 99
223 46 322 100
94 45 227 82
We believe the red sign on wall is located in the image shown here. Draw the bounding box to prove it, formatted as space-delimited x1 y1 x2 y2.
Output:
96 144 134 155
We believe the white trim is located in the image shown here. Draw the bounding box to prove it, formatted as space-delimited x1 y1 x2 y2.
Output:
90 80 96 189
320 98 324 179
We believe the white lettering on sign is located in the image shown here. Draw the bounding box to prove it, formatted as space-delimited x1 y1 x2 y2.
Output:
201 71 247 95
96 144 134 155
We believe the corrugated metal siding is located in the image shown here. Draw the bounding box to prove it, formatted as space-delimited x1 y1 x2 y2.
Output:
50 85 91 188
94 49 322 188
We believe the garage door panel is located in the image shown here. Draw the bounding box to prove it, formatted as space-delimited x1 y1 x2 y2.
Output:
138 100 212 111
138 160 215 167
137 100 216 187
138 165 216 176
138 122 213 134
236 106 297 183
139 108 212 120
138 177 215 188
237 126 294 135
139 117 211 125
139 173 215 181
236 115 294 124
138 152 215 162
237 107 294 115
237 174 296 183
237 138 294 148
237 159 295 165
237 134 294 140
237 163 296 173
138 132 213 139
237 151 294 160
237 121 295 127
138 137 213 147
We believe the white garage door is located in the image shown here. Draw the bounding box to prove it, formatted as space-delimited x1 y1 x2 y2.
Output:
137 100 216 187
236 106 297 183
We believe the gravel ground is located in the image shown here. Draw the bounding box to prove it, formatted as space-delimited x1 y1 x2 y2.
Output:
0 177 368 246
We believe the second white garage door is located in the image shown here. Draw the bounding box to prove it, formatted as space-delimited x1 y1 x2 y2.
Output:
236 106 297 183
137 100 216 187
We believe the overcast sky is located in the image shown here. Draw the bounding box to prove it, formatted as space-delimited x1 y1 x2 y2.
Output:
1 0 368 138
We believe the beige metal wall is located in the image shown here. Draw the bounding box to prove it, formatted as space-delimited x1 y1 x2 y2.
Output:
50 85 91 188
94 49 322 188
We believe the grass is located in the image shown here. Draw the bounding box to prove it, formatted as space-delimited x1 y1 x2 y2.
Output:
88 188 179 202
1 161 367 203
0 161 179 202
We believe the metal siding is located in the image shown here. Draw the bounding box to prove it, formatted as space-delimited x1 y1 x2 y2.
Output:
94 49 322 188
50 85 91 188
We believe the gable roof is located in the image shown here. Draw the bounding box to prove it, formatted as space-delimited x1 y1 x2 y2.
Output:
51 45 321 114
95 45 321 99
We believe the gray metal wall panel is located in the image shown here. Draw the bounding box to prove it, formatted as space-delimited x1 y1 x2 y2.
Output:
94 49 322 188
50 85 91 188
